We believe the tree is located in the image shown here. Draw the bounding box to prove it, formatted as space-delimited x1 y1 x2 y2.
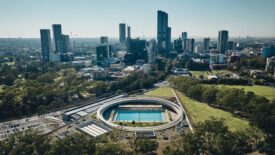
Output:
202 86 217 104
180 117 251 155
133 138 159 154
96 143 131 155
0 130 51 155
50 133 96 155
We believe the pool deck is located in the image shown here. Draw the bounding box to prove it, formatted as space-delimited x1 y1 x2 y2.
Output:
118 104 163 110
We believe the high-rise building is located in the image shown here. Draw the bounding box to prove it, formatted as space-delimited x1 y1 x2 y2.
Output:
40 29 51 62
62 34 70 53
157 10 170 55
182 32 188 51
182 32 187 40
262 45 275 59
186 39 195 53
147 39 156 64
119 23 126 44
174 38 183 52
52 24 63 53
100 36 108 44
227 41 234 50
127 26 131 38
166 27 171 53
203 38 210 52
96 44 113 66
125 38 147 64
126 26 131 52
218 30 229 54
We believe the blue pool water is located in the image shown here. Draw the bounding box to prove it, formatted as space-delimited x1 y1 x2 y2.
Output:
116 110 164 122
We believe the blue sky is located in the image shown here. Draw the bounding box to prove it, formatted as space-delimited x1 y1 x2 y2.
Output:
0 0 274 38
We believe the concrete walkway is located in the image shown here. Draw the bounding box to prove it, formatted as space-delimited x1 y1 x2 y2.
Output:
172 88 194 133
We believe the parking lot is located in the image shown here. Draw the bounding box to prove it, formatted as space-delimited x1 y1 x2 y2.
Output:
0 112 64 140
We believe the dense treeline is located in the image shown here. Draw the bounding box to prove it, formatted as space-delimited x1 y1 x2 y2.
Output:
202 78 251 85
170 77 275 154
163 117 265 155
0 60 167 121
0 61 73 86
0 130 158 155
185 59 210 71
229 56 266 71
0 68 89 120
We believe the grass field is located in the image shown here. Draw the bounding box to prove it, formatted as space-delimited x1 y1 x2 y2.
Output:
145 87 250 131
215 85 275 100
145 87 175 98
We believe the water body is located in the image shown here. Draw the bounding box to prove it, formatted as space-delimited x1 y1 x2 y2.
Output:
116 110 164 122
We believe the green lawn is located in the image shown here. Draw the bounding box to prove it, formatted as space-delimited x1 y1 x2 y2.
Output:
145 87 250 131
145 87 175 98
215 85 275 100
176 91 250 132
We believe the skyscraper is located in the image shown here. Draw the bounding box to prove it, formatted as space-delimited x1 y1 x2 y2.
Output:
100 36 108 44
119 23 126 44
157 10 170 55
186 39 195 53
96 44 113 66
182 32 188 51
174 38 182 52
40 29 51 62
218 30 229 54
52 24 63 53
147 39 156 64
127 26 131 38
227 41 234 50
62 34 70 53
125 38 147 63
203 38 210 52
182 32 187 40
166 27 171 53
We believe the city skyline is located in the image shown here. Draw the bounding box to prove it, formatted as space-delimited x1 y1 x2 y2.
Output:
0 0 274 38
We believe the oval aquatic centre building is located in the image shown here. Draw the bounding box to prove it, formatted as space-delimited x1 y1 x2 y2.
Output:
97 96 184 132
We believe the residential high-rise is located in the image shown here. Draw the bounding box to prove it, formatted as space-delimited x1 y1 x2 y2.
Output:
227 41 234 50
182 32 188 51
166 27 171 53
119 23 126 44
147 39 156 64
186 39 195 53
52 24 63 53
182 32 187 40
40 29 51 62
100 36 108 44
62 34 70 53
157 10 170 55
218 30 229 54
127 26 131 38
96 44 113 66
174 38 183 52
203 38 210 52
125 38 147 64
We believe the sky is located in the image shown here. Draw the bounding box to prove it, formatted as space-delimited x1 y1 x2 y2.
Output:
0 0 274 38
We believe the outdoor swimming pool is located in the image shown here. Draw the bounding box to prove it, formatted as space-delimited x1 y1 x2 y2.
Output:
115 110 164 122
